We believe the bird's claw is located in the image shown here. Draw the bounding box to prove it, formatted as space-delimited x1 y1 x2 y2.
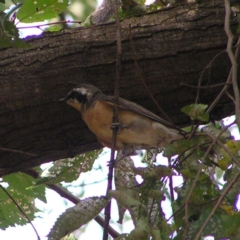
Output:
110 122 127 130
107 159 117 167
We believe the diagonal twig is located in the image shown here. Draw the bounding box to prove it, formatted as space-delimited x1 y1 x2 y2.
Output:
224 0 240 130
23 169 120 238
129 25 175 126
0 184 40 240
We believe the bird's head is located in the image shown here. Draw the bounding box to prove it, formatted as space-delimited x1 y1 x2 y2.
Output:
59 84 102 112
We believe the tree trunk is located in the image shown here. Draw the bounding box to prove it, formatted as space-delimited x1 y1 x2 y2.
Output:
0 0 239 176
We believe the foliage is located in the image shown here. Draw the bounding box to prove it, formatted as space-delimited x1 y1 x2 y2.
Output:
0 171 46 229
0 0 170 48
0 0 97 48
1 0 240 239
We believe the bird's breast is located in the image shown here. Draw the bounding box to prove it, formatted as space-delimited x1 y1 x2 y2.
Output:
81 100 179 150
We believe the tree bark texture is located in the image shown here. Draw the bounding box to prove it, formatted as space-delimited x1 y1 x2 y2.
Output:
0 0 239 176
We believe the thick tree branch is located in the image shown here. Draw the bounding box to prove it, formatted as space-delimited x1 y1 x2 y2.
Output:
0 0 239 176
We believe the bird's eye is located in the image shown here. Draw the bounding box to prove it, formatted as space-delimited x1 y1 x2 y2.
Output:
76 93 87 103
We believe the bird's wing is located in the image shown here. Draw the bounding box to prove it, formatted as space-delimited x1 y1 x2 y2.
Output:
99 94 177 129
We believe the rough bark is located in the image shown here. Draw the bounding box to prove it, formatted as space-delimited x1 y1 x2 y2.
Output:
0 0 239 176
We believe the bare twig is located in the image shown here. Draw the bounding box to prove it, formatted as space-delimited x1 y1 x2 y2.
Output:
168 157 175 202
47 184 119 238
0 147 37 157
207 37 240 114
129 25 174 125
103 0 122 239
224 0 240 130
180 82 230 89
195 50 225 104
0 184 40 240
225 90 236 103
24 169 120 238
17 20 82 29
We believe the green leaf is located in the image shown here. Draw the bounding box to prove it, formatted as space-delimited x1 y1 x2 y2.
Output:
129 217 150 239
45 24 63 32
0 3 6 11
164 138 192 158
0 12 29 48
181 104 209 122
109 189 140 209
3 173 46 203
48 196 109 240
17 0 68 23
37 150 101 184
132 165 172 179
0 173 46 229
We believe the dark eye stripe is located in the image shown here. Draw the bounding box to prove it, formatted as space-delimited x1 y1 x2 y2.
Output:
68 90 87 104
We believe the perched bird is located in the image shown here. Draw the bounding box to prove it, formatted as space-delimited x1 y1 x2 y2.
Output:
59 84 182 155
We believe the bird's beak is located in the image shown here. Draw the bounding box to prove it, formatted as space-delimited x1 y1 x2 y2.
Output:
58 97 66 103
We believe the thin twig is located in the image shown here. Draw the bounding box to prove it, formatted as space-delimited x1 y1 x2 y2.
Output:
0 147 37 157
0 185 40 240
129 25 174 125
47 184 119 238
168 157 175 202
195 50 225 104
207 37 240 114
17 20 82 29
225 90 236 103
194 172 240 239
180 82 230 89
23 169 120 238
103 0 122 239
224 0 240 130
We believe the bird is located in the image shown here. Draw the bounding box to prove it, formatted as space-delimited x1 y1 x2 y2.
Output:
59 84 183 156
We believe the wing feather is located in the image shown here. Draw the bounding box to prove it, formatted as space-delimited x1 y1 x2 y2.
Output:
98 95 178 130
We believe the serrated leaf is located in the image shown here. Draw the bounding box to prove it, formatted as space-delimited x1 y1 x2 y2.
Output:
48 196 109 240
0 173 46 228
17 0 68 23
218 140 240 170
201 123 232 142
37 150 101 184
181 104 209 122
3 173 46 203
109 189 140 209
164 138 192 158
61 233 78 240
114 156 138 224
129 217 150 239
132 165 172 179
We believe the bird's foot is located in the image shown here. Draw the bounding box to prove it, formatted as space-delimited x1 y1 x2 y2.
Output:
106 146 138 167
110 122 128 132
